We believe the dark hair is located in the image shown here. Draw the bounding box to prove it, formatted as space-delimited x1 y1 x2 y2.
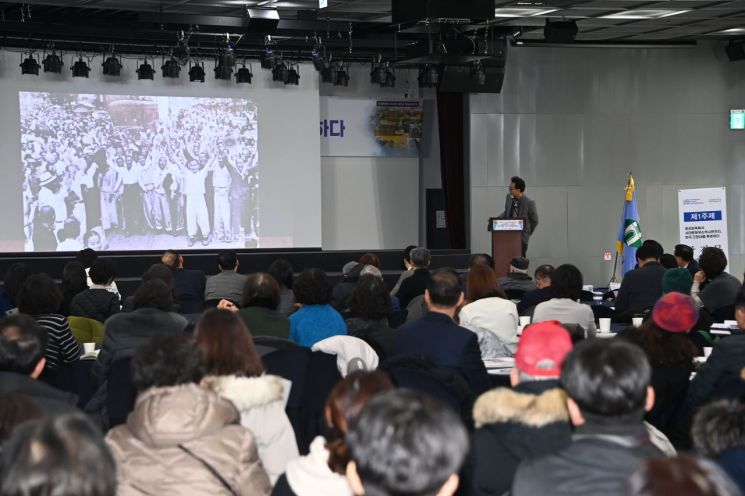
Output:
132 280 174 312
3 263 31 306
468 253 495 270
88 258 115 285
195 309 264 377
691 400 745 457
0 393 42 443
409 247 431 268
349 275 391 321
699 247 728 279
635 243 660 262
161 249 180 270
325 370 394 474
628 320 697 367
132 333 205 392
346 389 469 496
625 455 740 496
466 264 506 302
267 259 294 289
641 240 664 259
551 264 583 301
358 253 381 269
510 176 526 192
293 268 332 305
61 261 87 293
217 250 238 271
17 274 63 315
142 263 173 288
0 413 116 496
674 244 694 262
426 268 463 307
561 339 650 423
534 264 554 280
76 248 98 269
402 245 417 264
58 218 81 243
660 254 678 270
241 273 280 310
0 314 48 375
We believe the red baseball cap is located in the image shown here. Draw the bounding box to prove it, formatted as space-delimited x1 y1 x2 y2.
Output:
515 321 573 377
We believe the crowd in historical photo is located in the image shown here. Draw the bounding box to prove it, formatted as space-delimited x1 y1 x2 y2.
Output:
20 92 259 252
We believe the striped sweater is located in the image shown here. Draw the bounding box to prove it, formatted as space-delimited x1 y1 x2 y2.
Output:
35 313 82 371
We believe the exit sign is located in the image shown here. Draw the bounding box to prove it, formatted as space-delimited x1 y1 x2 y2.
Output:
319 0 327 7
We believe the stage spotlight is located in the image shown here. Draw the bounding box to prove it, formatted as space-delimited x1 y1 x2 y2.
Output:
381 66 396 88
321 63 337 84
173 31 191 65
285 64 300 85
218 43 236 69
137 60 154 80
189 63 205 82
260 46 274 69
43 52 63 73
20 55 39 76
236 64 253 84
162 58 180 78
471 61 486 85
214 62 233 81
72 57 91 78
312 48 327 72
418 64 439 88
102 55 122 76
272 60 288 82
334 64 350 87
370 62 383 84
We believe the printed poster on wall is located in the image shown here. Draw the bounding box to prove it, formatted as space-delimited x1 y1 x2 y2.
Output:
320 97 423 157
678 187 729 261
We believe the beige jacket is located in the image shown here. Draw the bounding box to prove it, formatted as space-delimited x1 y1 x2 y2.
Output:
106 383 270 496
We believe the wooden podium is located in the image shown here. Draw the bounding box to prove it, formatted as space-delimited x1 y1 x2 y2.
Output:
488 217 525 278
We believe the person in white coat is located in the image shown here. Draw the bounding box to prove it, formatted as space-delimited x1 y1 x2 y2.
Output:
195 309 298 485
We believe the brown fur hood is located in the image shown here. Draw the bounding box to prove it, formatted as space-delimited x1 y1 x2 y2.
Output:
473 387 569 429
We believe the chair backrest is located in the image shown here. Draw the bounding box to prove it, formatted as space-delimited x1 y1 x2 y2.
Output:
405 294 427 323
504 288 526 301
253 336 298 357
68 316 105 345
107 356 136 429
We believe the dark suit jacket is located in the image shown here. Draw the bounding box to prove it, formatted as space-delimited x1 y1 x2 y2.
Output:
615 261 667 315
0 371 79 415
395 312 491 395
502 194 539 245
396 268 430 308
684 259 700 277
172 268 206 314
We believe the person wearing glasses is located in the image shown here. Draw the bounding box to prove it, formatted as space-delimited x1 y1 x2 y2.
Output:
501 176 538 256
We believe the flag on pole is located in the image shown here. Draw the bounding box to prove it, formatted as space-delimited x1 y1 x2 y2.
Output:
616 174 643 276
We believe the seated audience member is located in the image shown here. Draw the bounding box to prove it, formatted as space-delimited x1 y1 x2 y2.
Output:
390 245 417 296
674 243 700 276
196 309 298 484
461 322 573 496
205 250 247 304
122 263 174 312
331 261 363 310
692 400 745 494
533 264 597 336
512 339 662 496
273 370 394 496
458 264 519 353
358 252 381 268
395 247 431 308
497 257 535 295
0 392 42 444
268 259 296 316
162 249 206 314
625 455 740 496
616 292 698 434
692 247 742 319
0 263 31 316
17 274 82 372
615 243 667 319
345 389 469 496
662 267 693 295
659 253 678 270
395 268 491 395
0 314 79 415
344 274 397 359
86 280 188 426
460 253 496 293
289 268 348 347
642 239 664 260
219 272 290 339
77 248 121 299
59 261 88 316
0 413 116 496
69 258 121 323
357 265 400 313
106 333 271 495
518 264 555 315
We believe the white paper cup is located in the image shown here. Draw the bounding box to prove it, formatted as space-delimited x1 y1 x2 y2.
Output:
599 318 611 333
704 347 712 359
519 316 531 327
632 317 644 327
83 342 96 354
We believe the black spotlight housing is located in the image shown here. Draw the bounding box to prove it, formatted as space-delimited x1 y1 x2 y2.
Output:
381 66 396 88
321 63 337 84
334 63 350 87
102 55 122 76
235 64 253 84
72 57 90 78
471 61 486 86
312 48 327 72
43 52 63 73
21 55 39 76
272 60 288 82
189 63 205 82
260 47 274 69
214 62 233 81
161 58 181 78
137 60 154 80
218 44 236 69
418 64 439 88
285 65 300 85
370 62 383 85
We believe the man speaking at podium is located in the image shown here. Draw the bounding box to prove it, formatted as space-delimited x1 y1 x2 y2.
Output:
502 176 538 256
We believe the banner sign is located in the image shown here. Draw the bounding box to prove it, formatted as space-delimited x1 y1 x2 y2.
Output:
678 187 729 261
320 97 423 157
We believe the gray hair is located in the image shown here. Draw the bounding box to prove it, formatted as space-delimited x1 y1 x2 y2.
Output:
360 265 383 279
409 247 431 268
692 400 745 457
